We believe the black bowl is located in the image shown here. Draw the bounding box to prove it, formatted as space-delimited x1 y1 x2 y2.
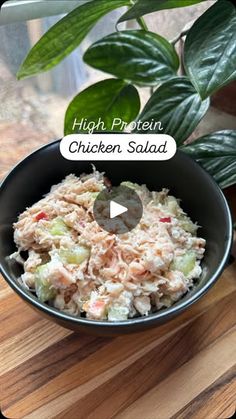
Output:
0 140 233 335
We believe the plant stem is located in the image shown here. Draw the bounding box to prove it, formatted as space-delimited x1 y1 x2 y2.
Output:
171 29 189 45
136 16 148 31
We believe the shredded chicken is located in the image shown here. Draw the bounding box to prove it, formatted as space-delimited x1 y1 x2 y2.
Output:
11 169 206 321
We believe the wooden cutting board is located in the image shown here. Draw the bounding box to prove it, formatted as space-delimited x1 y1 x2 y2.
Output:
0 131 236 419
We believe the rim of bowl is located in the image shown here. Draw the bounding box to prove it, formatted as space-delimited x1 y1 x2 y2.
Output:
0 139 233 329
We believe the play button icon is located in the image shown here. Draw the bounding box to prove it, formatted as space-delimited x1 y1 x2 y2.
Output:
93 184 143 234
110 201 128 219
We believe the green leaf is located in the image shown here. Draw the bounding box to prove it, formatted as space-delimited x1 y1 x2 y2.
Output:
192 157 236 189
181 130 236 158
184 0 236 100
17 0 130 79
119 0 205 22
181 130 236 189
136 77 209 145
64 78 140 135
84 30 179 86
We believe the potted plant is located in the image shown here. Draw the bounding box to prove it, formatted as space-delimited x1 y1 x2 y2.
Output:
16 0 236 190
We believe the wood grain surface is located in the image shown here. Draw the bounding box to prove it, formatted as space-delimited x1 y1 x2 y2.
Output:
0 133 235 419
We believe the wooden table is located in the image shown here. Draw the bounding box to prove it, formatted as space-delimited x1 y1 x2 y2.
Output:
0 132 235 419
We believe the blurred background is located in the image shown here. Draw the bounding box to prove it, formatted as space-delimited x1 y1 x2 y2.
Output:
0 0 236 177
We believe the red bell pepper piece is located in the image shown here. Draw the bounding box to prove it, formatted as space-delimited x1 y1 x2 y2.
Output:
35 211 48 221
160 217 171 223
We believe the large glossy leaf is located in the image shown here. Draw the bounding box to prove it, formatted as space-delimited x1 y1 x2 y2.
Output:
184 0 236 100
182 131 236 158
181 130 236 189
17 0 129 79
197 157 236 189
84 30 179 86
64 79 140 135
119 0 205 22
136 77 209 144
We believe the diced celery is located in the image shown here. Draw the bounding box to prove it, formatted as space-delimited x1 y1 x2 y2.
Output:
49 217 69 236
170 252 196 276
35 264 56 302
90 192 99 199
59 246 90 264
167 197 180 215
108 306 129 321
179 215 197 234
121 181 140 190
78 192 99 201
